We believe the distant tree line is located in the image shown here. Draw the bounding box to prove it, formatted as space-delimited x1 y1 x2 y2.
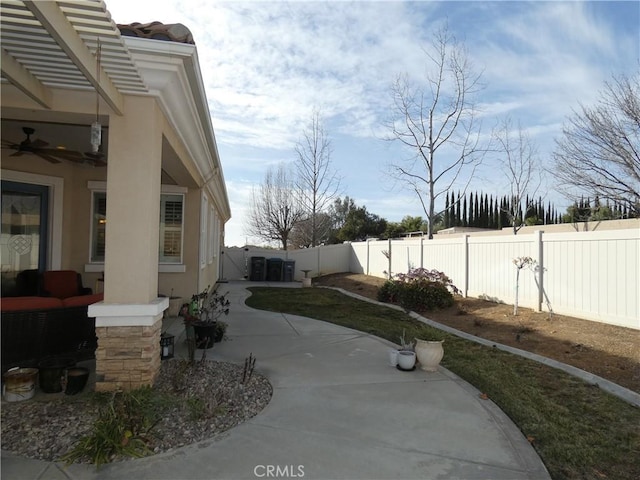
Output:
312 192 637 246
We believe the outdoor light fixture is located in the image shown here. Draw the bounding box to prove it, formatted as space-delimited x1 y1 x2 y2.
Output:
90 121 101 153
160 333 175 360
90 38 102 154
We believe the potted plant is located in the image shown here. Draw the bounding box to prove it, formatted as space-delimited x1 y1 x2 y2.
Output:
414 337 444 372
396 329 416 371
181 287 230 361
165 288 183 318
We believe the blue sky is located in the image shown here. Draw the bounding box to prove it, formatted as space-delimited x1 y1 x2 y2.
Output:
104 1 639 247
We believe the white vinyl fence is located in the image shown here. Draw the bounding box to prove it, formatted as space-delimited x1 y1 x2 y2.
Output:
223 228 639 329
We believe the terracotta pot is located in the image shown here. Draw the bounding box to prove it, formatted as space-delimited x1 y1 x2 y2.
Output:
415 339 444 372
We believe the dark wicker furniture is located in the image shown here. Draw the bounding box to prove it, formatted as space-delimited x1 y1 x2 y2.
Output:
1 294 101 373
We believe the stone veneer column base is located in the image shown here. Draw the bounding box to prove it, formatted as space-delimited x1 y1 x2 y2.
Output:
89 297 168 392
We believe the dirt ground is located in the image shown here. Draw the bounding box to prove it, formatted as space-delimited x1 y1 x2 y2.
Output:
313 273 640 393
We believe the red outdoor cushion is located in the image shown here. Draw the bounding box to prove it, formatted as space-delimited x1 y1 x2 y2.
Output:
1 296 64 312
62 293 104 308
42 270 81 299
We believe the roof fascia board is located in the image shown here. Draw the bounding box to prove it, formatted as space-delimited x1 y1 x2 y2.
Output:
23 0 124 115
0 49 52 109
123 36 230 217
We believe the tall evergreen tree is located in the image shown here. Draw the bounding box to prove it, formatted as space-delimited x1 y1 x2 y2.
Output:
444 193 451 228
462 196 468 227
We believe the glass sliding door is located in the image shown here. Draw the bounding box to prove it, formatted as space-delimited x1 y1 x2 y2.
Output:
1 181 49 296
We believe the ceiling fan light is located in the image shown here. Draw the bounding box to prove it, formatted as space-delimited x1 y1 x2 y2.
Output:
90 121 102 153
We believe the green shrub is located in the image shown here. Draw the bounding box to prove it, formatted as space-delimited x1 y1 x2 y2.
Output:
377 280 400 303
397 279 454 311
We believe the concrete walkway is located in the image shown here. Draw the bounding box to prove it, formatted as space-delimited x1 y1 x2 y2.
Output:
1 281 550 480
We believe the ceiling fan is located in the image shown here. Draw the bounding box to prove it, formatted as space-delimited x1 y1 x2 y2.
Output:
2 126 106 166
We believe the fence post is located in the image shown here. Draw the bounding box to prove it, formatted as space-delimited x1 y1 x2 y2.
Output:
420 236 424 269
535 230 544 312
366 239 370 276
463 234 469 298
388 238 392 279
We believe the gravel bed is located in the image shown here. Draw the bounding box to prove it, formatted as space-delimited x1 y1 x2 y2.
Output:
1 360 272 463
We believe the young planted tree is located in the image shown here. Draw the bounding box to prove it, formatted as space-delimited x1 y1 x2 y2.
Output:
493 117 543 234
295 110 341 247
553 72 640 215
246 163 304 250
386 24 486 239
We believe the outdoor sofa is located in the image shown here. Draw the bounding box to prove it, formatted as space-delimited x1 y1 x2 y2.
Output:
1 270 101 373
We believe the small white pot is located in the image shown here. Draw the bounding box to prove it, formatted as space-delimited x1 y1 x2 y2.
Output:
397 350 416 370
388 349 399 366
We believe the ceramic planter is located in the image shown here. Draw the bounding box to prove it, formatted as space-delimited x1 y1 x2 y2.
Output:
65 367 90 395
167 297 183 317
3 368 38 402
38 357 76 393
388 349 399 366
397 350 416 370
193 322 216 349
415 339 444 372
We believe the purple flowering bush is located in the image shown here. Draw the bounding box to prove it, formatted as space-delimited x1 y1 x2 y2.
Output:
377 268 460 311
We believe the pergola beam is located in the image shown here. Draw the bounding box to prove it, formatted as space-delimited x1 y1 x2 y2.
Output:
23 0 123 115
0 48 52 109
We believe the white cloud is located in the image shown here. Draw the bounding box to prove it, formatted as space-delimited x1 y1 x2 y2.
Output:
105 0 639 245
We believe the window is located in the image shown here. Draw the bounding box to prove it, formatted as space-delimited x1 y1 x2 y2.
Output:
208 205 216 264
159 194 184 263
200 194 208 268
89 183 185 265
91 192 107 262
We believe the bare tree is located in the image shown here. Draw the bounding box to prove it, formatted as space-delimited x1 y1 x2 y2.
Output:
386 24 485 239
246 163 304 250
553 72 640 215
494 117 543 234
295 110 341 247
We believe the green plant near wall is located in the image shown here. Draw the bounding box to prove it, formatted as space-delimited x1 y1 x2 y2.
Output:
61 387 174 467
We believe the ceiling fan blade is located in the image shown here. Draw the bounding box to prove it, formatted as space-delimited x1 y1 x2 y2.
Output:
37 153 62 164
31 138 49 148
10 151 24 157
45 148 83 159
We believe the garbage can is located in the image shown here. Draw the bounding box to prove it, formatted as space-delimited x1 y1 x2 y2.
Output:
266 258 283 281
250 257 266 281
283 260 295 282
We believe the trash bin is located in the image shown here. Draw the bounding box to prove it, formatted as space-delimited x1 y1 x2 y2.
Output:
250 257 266 281
283 260 295 282
266 258 283 281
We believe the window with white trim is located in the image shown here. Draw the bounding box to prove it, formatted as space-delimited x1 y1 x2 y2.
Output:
91 192 107 262
89 184 185 265
200 194 208 268
208 206 215 264
159 194 184 263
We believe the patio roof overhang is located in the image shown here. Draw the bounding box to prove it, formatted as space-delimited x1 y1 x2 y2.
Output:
1 0 230 220
0 0 147 112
